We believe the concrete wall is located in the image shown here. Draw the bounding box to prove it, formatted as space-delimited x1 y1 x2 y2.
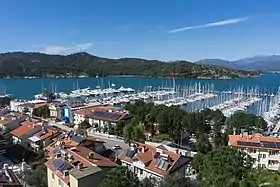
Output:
47 168 69 187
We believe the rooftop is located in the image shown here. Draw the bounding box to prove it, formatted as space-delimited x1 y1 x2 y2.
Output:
45 146 117 184
74 106 132 122
121 143 190 176
10 119 42 138
229 133 280 150
34 127 60 140
0 169 22 187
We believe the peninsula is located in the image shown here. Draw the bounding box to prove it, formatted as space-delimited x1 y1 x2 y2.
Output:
0 52 258 78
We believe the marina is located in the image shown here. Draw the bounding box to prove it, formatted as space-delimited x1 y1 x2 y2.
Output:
2 74 280 123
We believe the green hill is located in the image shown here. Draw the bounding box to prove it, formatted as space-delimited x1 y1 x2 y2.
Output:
0 52 258 78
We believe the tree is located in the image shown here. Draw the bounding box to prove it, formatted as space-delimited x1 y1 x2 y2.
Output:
100 166 141 187
198 147 252 186
78 120 91 130
226 112 267 135
32 105 50 118
159 174 200 187
195 133 212 154
25 165 47 187
191 152 205 173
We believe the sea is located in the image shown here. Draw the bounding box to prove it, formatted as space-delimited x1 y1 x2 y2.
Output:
1 73 280 115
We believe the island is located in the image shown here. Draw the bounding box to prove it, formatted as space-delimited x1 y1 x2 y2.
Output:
0 52 258 79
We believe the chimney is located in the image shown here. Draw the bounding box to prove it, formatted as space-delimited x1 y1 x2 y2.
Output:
175 149 179 154
63 170 69 177
88 152 94 159
78 163 83 170
141 146 145 153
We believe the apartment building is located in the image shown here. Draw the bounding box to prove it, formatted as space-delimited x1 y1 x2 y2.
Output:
73 106 132 129
45 145 117 187
120 143 191 182
28 127 61 150
229 133 280 170
0 112 26 131
10 118 42 144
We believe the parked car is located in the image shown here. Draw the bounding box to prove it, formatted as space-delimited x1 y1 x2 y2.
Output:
112 145 121 150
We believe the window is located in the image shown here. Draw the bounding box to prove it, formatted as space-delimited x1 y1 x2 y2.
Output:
52 172 54 179
252 158 257 164
140 169 143 175
269 150 279 156
262 164 266 168
263 154 266 159
59 179 64 187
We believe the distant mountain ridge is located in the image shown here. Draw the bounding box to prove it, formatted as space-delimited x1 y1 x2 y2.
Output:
0 52 257 78
196 55 280 71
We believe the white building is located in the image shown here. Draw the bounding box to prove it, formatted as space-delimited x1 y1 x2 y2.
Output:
73 106 132 129
120 143 191 182
229 133 280 170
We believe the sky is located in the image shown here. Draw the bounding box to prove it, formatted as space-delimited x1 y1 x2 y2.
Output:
1 0 280 62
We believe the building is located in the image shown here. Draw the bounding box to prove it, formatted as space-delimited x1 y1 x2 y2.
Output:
46 132 109 160
73 106 132 130
28 127 61 151
0 168 22 187
10 118 42 144
49 103 64 121
10 100 47 115
0 113 26 131
60 101 102 123
45 145 117 187
120 143 191 182
229 133 280 170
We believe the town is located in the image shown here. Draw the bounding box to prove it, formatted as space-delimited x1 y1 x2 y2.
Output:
0 89 279 187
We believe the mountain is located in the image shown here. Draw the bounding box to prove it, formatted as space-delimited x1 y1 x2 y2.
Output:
196 55 280 71
0 52 258 78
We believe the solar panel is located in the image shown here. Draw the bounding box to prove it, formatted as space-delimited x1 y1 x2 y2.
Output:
162 161 169 171
52 148 61 155
53 158 64 168
125 150 136 158
275 142 280 149
70 135 85 144
261 141 277 148
248 142 261 147
237 141 261 147
56 159 65 168
58 162 68 172
237 141 249 146
58 162 73 173
158 159 165 169
155 159 161 167
154 152 160 159
57 134 65 140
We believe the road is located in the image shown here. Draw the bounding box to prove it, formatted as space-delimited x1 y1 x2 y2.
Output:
50 122 129 157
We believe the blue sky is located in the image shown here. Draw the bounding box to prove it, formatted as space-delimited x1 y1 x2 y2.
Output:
1 0 280 61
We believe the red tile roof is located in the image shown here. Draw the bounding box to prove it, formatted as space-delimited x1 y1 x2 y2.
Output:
121 143 186 176
45 146 117 184
10 119 41 137
229 133 280 150
34 127 60 140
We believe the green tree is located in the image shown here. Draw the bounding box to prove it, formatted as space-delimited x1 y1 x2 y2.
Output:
195 133 212 154
78 120 91 130
25 165 47 187
99 166 141 187
159 174 200 187
32 105 50 118
198 147 252 186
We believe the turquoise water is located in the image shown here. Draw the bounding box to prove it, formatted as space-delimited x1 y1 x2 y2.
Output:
1 74 279 100
1 74 280 115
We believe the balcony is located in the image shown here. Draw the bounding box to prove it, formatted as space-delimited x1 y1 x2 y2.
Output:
267 164 280 171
